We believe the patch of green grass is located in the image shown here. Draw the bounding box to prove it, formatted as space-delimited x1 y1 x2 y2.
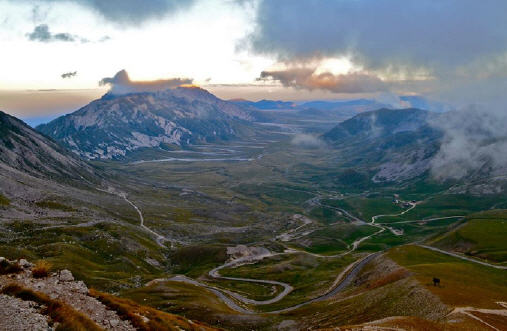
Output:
170 245 227 277
210 279 283 301
35 200 76 212
0 222 168 291
122 281 247 329
381 194 504 223
301 224 378 255
430 210 507 263
0 193 10 206
388 245 507 308
309 206 345 224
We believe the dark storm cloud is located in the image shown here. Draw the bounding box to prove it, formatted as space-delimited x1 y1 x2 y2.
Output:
27 0 196 25
247 0 507 70
99 70 193 95
61 71 77 79
259 68 387 93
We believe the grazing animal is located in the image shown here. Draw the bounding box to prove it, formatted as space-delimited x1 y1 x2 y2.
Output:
433 277 440 287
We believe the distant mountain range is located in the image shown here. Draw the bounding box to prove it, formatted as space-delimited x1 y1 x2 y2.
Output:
38 87 252 159
230 99 296 110
231 96 450 113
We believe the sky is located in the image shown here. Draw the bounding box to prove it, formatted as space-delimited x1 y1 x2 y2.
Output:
1 0 507 122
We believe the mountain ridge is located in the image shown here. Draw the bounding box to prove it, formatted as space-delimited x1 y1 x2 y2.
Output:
0 110 97 181
38 87 252 159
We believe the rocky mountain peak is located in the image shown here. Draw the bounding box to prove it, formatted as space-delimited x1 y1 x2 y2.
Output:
37 87 252 159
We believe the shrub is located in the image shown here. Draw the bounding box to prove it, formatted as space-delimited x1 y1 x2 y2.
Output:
32 260 52 278
0 259 22 275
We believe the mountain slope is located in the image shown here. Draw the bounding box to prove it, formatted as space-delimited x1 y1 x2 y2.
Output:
0 110 96 181
38 87 252 159
323 108 442 182
230 98 296 110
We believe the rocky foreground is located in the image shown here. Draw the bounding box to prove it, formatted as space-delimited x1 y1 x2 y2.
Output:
0 257 216 331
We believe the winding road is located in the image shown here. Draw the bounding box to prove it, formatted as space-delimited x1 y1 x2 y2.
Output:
122 195 171 248
96 186 172 248
166 252 380 314
371 201 418 224
207 254 294 306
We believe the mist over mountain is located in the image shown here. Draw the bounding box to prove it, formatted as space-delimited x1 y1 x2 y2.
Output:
323 108 442 183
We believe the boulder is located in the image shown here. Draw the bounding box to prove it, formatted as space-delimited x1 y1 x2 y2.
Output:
59 269 74 282
18 259 33 268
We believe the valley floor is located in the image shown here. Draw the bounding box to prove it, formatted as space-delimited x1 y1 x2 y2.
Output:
1 126 507 330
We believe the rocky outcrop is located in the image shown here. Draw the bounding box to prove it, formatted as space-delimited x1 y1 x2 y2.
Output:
0 258 135 331
0 294 49 331
0 257 218 330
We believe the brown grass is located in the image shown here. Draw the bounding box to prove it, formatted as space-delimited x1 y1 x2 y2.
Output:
32 260 52 278
1 284 103 331
89 288 219 331
367 269 411 290
0 259 22 275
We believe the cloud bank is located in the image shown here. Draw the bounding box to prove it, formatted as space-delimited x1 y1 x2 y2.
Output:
260 68 387 93
430 106 507 181
99 70 193 95
248 1 507 70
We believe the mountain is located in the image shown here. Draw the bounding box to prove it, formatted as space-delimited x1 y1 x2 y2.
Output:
323 108 433 141
0 110 96 181
323 108 443 182
38 87 252 159
230 99 296 110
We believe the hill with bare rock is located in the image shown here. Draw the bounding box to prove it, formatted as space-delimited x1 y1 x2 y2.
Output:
37 87 253 159
0 110 97 182
0 257 217 331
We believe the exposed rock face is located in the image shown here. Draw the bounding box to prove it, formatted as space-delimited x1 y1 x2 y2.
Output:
0 258 135 331
0 294 49 331
38 87 252 159
0 258 217 330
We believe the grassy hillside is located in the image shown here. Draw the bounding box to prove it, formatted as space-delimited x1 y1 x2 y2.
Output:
388 245 507 308
429 210 507 264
